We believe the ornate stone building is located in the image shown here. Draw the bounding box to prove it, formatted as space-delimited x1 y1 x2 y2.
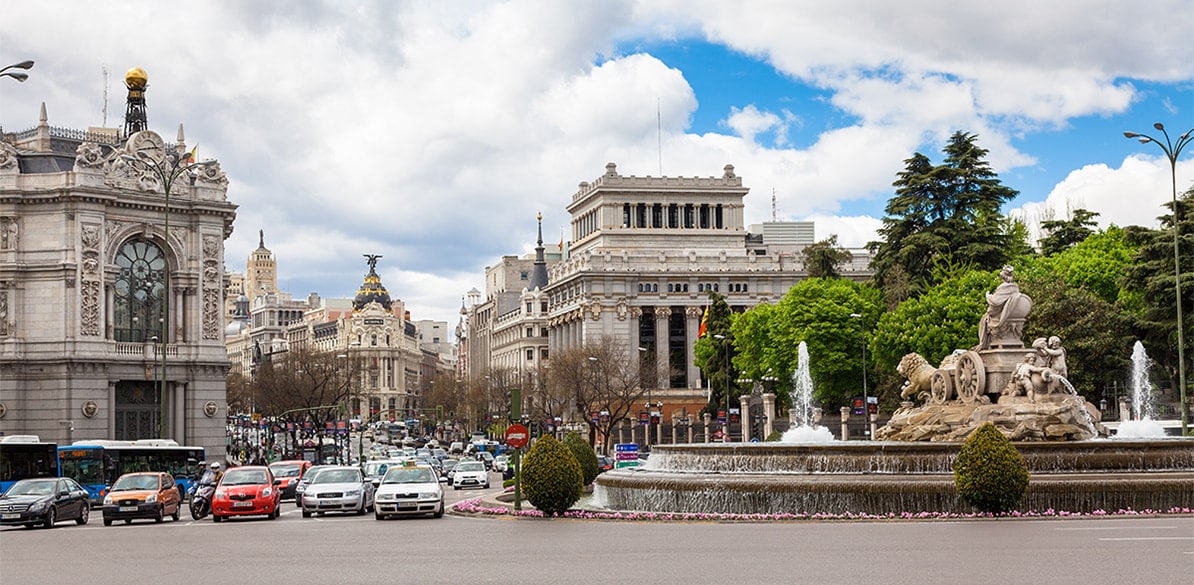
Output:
0 96 235 458
542 162 872 419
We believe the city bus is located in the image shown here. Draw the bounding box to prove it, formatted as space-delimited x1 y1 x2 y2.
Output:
0 435 60 493
59 439 205 506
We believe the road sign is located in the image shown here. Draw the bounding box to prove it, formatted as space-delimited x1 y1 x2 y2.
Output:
615 443 639 453
505 424 529 448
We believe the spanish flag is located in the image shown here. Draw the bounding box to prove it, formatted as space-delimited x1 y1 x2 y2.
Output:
697 305 709 338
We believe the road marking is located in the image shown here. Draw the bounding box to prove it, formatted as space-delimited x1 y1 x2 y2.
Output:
1056 525 1178 531
1098 537 1194 542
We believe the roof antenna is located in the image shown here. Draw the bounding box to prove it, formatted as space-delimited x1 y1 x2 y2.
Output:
101 65 109 127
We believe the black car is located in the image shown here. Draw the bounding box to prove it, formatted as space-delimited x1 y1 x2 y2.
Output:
0 477 91 529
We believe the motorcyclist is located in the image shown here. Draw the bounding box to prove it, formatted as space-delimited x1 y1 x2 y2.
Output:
198 461 223 486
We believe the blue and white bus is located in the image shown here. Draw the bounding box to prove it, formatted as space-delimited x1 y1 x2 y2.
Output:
0 435 60 493
58 439 205 506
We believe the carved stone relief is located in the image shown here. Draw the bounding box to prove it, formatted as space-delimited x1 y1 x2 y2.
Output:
79 223 102 336
75 142 106 169
0 289 9 337
0 217 17 250
0 142 18 174
201 234 222 340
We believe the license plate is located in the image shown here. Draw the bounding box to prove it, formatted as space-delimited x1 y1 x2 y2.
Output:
233 501 254 507
118 506 137 513
1 513 18 519
398 502 416 509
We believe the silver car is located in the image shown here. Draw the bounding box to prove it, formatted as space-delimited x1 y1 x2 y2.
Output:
300 466 374 517
374 464 445 519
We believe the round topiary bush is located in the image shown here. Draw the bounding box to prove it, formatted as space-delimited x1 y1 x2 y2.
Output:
954 422 1030 514
521 434 582 516
562 432 600 486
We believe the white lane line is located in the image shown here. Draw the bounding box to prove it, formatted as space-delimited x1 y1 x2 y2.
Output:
1056 526 1178 531
1098 537 1194 541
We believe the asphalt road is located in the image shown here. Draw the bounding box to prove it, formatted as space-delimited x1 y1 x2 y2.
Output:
1 488 1190 585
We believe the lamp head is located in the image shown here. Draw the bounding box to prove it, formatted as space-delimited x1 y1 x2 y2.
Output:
4 72 28 82
1154 122 1165 131
1123 131 1139 139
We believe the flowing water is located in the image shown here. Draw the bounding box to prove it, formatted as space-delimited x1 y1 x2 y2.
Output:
1117 341 1166 438
780 341 835 443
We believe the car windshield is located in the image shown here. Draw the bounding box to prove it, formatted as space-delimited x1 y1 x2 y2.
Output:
4 479 56 496
457 462 484 472
312 469 361 484
269 463 303 477
222 469 269 486
382 468 435 484
112 474 160 491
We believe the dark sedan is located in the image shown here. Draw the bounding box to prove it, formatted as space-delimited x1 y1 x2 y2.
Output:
0 477 90 529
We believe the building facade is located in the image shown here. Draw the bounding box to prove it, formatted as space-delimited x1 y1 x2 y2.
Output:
0 101 235 458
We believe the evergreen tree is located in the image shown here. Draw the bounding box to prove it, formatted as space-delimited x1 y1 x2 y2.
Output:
1038 209 1100 256
693 292 737 418
868 132 1019 302
802 235 853 278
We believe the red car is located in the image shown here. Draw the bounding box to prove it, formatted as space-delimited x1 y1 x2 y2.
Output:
268 460 311 500
211 466 281 522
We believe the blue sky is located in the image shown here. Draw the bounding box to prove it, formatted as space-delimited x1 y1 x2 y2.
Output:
2 1 1192 326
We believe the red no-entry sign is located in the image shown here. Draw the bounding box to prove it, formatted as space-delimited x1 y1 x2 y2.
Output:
505 424 529 449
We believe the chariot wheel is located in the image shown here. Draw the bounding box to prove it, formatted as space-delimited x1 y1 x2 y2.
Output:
929 370 954 404
955 351 986 403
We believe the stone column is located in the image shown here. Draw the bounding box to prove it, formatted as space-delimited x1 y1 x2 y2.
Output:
657 417 664 445
654 306 670 387
670 416 678 444
107 381 117 440
685 306 702 389
839 406 851 441
686 422 694 444
618 419 625 445
739 395 750 442
703 413 711 443
869 413 878 440
1118 397 1131 422
175 381 187 444
762 393 776 438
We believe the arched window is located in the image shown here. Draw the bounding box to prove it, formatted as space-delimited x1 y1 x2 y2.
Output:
114 239 167 342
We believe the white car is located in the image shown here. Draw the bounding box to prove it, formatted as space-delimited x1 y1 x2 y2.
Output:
374 464 445 519
492 455 509 473
452 460 489 490
300 466 375 517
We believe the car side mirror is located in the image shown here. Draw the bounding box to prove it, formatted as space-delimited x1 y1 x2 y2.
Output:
273 479 282 485
371 478 381 487
439 476 448 483
59 490 70 497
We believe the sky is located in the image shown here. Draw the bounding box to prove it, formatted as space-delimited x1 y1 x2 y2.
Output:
2 1 1193 328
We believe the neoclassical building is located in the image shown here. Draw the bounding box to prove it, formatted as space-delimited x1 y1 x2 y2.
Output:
0 99 235 457
543 163 872 418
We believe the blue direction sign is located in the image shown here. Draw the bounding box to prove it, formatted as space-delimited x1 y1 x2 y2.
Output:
614 443 640 468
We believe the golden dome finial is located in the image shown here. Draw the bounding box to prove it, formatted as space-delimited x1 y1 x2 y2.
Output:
537 212 542 221
125 67 148 89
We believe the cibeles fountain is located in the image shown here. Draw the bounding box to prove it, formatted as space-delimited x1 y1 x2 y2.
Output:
593 267 1194 516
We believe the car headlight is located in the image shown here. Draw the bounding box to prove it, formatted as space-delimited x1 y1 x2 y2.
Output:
345 489 362 497
29 500 48 512
146 493 158 504
215 489 225 499
262 487 273 497
103 495 113 505
418 492 438 500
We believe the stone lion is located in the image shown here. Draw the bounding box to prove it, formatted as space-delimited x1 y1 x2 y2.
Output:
897 353 937 400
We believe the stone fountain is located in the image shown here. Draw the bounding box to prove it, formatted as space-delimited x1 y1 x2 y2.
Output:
593 266 1194 516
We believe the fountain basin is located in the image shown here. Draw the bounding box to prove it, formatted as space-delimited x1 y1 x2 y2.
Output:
593 440 1194 515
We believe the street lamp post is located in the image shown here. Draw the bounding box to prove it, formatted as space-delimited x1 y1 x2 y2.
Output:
0 60 33 82
713 334 730 441
122 145 212 439
850 313 870 438
1124 123 1193 436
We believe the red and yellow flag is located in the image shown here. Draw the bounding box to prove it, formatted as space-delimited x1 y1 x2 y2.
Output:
697 305 709 338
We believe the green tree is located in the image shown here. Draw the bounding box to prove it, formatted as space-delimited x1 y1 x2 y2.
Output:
1038 208 1100 256
869 132 1019 301
954 423 1029 514
520 434 582 516
802 235 853 278
869 268 997 384
1122 188 1194 401
562 432 599 486
729 279 883 409
693 292 737 417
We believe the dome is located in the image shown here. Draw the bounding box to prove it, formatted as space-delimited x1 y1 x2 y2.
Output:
225 319 250 337
125 67 148 89
353 266 393 312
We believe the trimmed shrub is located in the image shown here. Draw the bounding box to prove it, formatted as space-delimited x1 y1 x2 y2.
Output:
954 422 1030 514
521 434 582 516
563 432 600 486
